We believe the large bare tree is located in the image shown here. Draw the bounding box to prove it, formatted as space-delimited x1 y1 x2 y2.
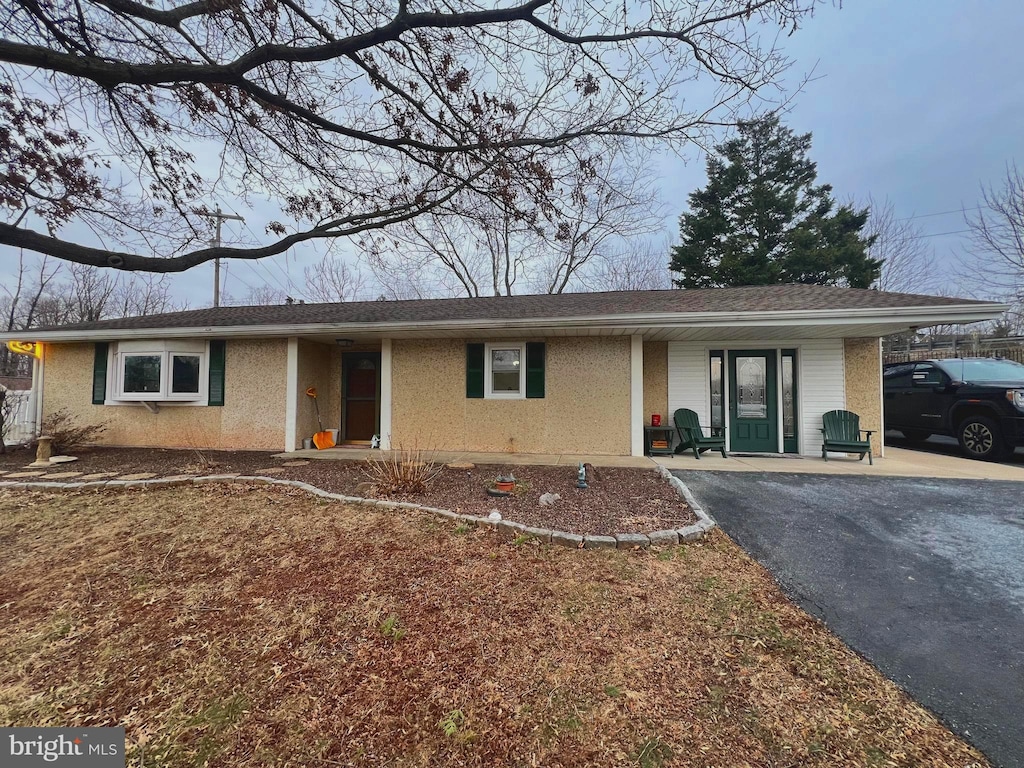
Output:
964 164 1024 305
364 143 666 296
865 195 943 295
1 0 819 274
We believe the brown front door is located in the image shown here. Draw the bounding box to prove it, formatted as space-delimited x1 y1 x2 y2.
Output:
342 352 380 441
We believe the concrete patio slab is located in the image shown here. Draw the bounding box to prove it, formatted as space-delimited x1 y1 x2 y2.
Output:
656 446 1024 482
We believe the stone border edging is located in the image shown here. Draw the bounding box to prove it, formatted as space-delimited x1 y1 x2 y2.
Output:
0 470 715 550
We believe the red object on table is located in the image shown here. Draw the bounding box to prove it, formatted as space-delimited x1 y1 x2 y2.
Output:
651 414 661 427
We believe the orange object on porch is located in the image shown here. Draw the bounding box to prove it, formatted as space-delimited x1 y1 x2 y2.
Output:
305 387 336 449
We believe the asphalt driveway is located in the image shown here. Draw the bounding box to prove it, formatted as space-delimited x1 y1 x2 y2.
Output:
675 471 1024 768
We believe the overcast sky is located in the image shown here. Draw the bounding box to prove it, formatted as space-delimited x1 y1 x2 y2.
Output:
4 0 1023 305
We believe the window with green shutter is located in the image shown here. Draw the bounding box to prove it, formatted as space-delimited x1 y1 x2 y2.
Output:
525 342 545 398
466 343 484 398
208 340 226 406
467 342 546 399
92 342 109 404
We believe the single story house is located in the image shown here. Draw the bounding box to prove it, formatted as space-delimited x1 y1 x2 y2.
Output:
1 284 1004 458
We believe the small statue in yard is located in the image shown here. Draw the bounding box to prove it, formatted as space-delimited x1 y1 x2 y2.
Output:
576 462 588 489
370 434 380 449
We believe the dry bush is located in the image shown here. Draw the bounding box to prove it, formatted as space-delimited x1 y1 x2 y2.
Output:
363 441 444 495
39 408 108 453
180 423 221 473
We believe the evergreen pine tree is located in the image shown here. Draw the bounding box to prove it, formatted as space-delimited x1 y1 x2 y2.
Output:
670 117 880 289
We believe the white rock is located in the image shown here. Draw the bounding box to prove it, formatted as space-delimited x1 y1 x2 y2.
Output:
488 509 502 521
538 492 562 507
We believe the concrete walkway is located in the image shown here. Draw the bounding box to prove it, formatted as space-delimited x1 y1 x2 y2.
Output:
656 446 1024 481
279 445 1024 481
277 447 654 468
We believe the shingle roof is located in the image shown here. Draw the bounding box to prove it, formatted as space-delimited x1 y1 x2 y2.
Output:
29 284 994 333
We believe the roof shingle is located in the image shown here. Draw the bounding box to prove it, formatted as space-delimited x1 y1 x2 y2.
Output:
29 284 994 334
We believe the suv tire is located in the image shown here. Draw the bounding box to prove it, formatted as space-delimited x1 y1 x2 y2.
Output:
901 429 932 443
957 415 1008 461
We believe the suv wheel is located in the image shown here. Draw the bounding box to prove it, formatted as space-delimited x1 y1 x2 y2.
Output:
957 416 1008 461
901 429 932 443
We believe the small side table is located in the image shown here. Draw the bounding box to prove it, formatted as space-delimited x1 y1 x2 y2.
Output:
644 425 675 456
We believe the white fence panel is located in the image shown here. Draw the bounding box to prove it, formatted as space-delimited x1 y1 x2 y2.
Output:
2 389 35 445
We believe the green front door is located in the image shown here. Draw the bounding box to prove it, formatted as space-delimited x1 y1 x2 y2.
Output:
728 350 778 453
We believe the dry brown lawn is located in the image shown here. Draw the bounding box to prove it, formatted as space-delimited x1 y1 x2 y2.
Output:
0 485 988 768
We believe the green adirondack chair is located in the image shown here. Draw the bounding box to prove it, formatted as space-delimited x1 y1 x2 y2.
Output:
820 409 874 465
673 408 727 459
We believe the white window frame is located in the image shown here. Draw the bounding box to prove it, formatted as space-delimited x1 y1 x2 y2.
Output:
484 342 526 399
109 340 208 404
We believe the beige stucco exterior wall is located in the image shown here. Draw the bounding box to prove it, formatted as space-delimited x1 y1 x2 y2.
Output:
296 341 339 441
41 339 288 451
391 337 632 455
642 341 668 426
844 337 883 456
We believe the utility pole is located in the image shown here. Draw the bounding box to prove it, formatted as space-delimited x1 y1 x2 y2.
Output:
204 206 245 307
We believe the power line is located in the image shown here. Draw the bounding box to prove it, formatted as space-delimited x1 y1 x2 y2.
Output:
206 190 297 300
897 206 982 221
913 228 972 238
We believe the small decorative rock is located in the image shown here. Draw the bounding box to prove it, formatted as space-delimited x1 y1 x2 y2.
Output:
488 509 502 521
538 492 561 507
281 460 310 467
118 472 157 481
354 481 376 495
446 462 475 470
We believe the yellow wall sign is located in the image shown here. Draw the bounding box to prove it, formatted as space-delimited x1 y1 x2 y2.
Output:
6 341 40 358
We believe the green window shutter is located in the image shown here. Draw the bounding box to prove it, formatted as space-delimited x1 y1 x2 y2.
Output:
525 342 545 399
92 342 109 404
208 340 226 406
466 343 484 398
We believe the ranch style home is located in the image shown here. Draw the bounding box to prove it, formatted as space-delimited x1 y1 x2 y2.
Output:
1 285 1004 459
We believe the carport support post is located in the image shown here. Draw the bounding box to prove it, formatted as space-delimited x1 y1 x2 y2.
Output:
630 335 643 457
877 337 885 458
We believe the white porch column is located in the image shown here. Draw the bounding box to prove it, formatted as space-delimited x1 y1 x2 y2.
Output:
379 338 393 450
630 335 644 457
32 352 44 433
284 336 299 452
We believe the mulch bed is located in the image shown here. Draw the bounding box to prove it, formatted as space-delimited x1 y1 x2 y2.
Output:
0 446 695 535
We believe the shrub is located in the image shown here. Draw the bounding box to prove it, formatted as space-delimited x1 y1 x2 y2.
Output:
39 408 108 453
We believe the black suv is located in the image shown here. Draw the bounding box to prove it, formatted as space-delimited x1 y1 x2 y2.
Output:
883 357 1024 460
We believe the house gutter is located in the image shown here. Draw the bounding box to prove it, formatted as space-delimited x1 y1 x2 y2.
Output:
0 303 1008 343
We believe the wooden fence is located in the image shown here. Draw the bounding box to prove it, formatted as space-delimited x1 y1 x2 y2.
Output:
883 336 1024 365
